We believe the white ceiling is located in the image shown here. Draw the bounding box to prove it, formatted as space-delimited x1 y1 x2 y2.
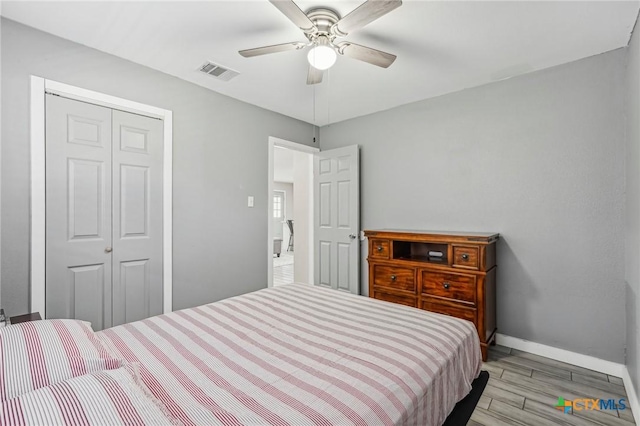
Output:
2 1 639 126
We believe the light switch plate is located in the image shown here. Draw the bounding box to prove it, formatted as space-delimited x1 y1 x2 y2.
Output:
248 196 254 208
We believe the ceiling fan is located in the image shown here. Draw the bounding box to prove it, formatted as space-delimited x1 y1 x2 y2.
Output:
239 0 402 85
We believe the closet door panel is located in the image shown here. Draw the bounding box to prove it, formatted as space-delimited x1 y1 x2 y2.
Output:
112 110 164 327
45 95 113 330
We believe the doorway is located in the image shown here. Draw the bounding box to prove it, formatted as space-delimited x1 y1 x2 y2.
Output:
267 137 319 287
272 186 293 285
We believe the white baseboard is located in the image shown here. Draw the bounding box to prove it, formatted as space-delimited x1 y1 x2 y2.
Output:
621 366 640 425
496 333 639 424
495 334 624 376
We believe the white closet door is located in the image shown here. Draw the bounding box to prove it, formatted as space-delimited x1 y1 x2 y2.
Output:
45 95 164 331
111 110 163 326
45 94 113 330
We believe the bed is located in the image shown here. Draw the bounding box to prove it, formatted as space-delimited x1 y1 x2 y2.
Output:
1 283 483 426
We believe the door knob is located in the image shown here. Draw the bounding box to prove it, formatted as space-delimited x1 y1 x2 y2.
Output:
105 247 112 253
349 234 357 240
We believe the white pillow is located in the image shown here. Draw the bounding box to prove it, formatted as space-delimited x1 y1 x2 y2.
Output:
0 319 122 401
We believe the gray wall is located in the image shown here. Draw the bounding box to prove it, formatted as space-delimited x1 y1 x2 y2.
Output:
1 19 316 316
625 17 640 397
320 49 627 363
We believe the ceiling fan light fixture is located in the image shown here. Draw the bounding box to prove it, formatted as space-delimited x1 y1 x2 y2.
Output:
239 0 402 84
307 45 336 70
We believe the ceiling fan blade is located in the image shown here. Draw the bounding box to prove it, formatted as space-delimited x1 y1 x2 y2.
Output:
334 0 402 36
239 42 307 58
337 42 396 68
307 65 324 85
269 0 316 33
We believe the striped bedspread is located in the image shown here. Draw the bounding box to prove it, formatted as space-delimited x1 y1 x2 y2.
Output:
97 283 482 426
1 366 177 426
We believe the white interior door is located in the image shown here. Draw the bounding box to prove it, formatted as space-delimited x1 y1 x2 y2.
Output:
313 145 360 294
45 94 163 330
273 191 285 241
46 95 113 330
111 110 163 326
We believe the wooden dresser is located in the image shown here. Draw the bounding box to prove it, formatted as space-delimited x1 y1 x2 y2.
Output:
364 230 499 361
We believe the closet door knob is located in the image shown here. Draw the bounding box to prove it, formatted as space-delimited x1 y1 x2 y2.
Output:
105 247 113 253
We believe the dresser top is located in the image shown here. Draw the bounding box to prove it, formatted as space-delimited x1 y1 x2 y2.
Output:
363 229 500 243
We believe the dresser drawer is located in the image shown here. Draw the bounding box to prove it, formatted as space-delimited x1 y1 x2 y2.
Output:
422 300 477 323
421 270 476 305
373 265 416 293
370 239 390 259
452 246 479 270
373 291 417 308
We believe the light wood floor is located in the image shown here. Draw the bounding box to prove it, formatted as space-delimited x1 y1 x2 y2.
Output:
273 263 294 286
471 345 635 425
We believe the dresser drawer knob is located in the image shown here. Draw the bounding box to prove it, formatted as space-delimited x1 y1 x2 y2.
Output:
390 275 397 281
443 282 450 289
377 246 383 252
461 254 469 261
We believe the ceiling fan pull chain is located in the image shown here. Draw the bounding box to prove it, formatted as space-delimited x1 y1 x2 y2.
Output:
327 69 330 125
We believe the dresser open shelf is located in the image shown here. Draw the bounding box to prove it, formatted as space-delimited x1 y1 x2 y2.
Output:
392 241 448 264
364 229 499 361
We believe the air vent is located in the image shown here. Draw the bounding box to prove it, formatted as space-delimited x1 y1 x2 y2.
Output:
198 61 239 82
